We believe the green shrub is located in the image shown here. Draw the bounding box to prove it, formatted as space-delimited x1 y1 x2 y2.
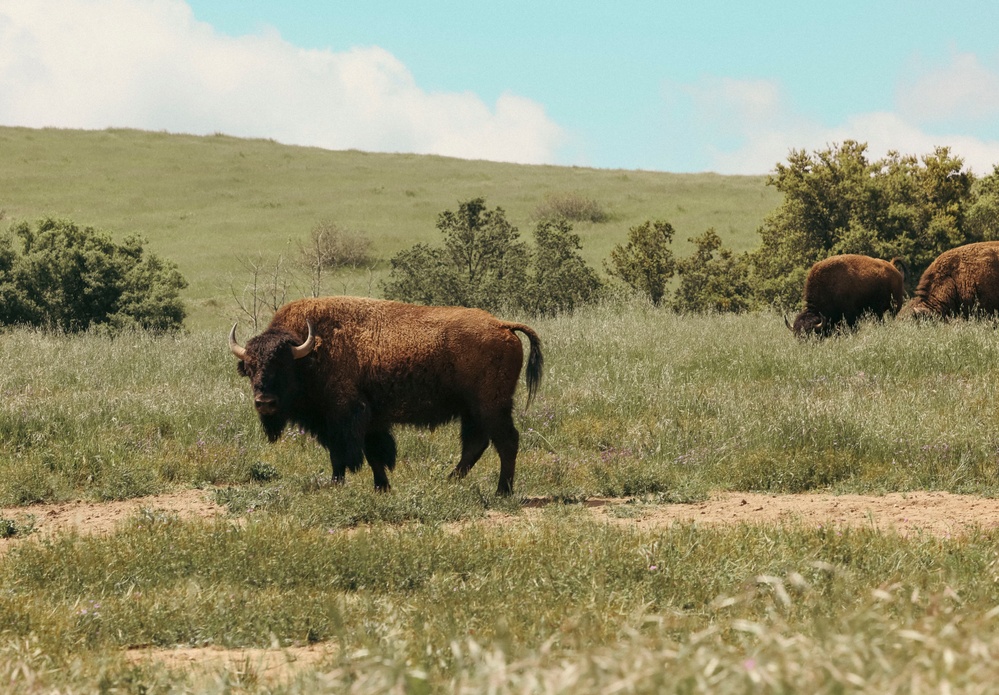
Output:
384 198 602 316
748 141 979 309
672 229 751 313
604 219 676 305
0 218 187 332
967 165 999 242
383 198 528 313
521 219 604 317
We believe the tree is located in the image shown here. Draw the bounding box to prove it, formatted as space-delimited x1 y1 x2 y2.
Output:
748 141 979 309
966 165 999 242
0 218 187 332
522 218 604 316
604 219 676 305
672 229 751 313
383 198 529 313
229 253 292 332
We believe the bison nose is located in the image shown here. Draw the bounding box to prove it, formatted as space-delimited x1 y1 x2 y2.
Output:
254 395 278 414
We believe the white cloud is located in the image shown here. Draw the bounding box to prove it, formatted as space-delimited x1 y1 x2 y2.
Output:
0 0 564 165
896 52 999 125
667 74 999 175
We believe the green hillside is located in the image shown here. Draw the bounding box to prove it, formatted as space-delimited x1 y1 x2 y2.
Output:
0 126 781 328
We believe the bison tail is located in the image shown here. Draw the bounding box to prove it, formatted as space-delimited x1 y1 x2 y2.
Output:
508 324 544 407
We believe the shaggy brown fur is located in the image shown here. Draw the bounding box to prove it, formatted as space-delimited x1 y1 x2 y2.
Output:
899 241 999 319
790 254 906 338
229 297 543 495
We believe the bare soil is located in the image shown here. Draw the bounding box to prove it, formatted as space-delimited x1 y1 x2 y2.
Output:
6 487 999 680
4 488 998 550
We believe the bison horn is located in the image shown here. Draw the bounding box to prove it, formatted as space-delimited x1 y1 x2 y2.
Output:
228 323 248 361
290 321 315 360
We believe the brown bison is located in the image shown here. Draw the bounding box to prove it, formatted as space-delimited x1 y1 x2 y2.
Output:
899 241 999 319
228 297 543 495
788 254 906 337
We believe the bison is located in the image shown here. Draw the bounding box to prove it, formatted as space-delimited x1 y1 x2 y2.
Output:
899 241 999 319
787 254 906 337
228 296 543 495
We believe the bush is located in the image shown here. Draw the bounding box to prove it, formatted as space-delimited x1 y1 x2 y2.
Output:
967 165 999 242
0 218 187 332
604 220 677 305
748 141 978 309
384 199 604 317
297 220 373 297
522 219 604 316
672 229 751 313
383 198 529 313
532 192 610 224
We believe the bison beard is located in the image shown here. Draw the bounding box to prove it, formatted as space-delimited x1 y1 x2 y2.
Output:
259 412 288 443
229 297 543 495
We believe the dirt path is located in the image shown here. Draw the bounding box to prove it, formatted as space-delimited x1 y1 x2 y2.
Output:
3 488 999 545
586 490 999 537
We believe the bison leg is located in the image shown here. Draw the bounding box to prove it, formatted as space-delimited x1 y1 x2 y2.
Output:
488 410 520 496
363 430 396 492
322 432 365 487
449 417 490 481
322 404 370 486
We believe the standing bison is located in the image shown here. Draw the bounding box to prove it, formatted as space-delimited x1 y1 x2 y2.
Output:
788 254 906 337
228 297 543 495
899 241 999 319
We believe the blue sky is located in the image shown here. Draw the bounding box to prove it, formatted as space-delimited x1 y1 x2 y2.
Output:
3 0 999 174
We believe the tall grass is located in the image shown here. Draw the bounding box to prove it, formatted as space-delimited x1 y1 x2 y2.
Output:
4 306 999 690
3 514 999 691
4 304 999 508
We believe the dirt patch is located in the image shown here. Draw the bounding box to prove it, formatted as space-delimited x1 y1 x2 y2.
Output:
588 491 999 537
123 643 337 684
4 489 998 547
0 489 223 552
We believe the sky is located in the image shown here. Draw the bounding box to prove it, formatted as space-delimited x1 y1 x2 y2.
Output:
2 0 999 174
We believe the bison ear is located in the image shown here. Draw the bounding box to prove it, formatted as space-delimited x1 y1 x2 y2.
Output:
237 361 248 377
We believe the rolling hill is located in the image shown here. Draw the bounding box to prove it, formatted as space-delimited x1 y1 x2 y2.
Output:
0 126 782 328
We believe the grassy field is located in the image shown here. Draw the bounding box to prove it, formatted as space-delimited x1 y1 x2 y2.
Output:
3 306 999 691
4 127 999 692
0 126 779 329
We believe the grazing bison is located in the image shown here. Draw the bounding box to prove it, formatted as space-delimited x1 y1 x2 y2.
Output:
228 297 543 495
899 241 999 319
788 254 906 337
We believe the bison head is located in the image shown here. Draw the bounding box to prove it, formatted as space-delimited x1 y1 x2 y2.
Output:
229 322 315 441
897 299 933 320
788 311 825 338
